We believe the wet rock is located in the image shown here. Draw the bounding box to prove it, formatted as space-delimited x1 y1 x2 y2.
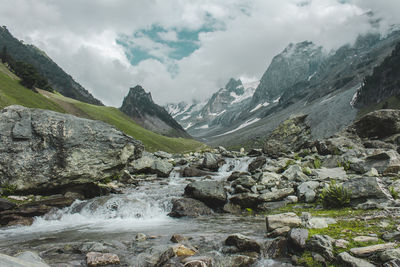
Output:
129 153 173 177
297 181 319 203
337 252 375 267
350 243 396 258
86 252 120 267
232 176 256 189
0 105 143 195
266 212 302 232
288 228 308 253
135 233 147 242
170 234 187 243
0 252 50 267
229 193 260 208
223 255 258 267
181 256 212 267
80 242 109 253
225 234 262 253
259 188 295 202
168 198 212 218
352 109 400 139
185 180 227 208
380 248 400 262
248 156 267 174
157 244 196 266
201 153 225 171
383 259 400 267
307 235 335 261
15 251 49 266
282 165 307 181
0 198 16 211
343 177 392 200
264 236 288 258
182 167 213 177
247 149 263 157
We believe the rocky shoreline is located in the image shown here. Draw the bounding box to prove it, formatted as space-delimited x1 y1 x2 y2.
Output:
1 106 400 266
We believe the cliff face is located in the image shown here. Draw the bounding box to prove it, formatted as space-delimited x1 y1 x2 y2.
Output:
120 85 191 138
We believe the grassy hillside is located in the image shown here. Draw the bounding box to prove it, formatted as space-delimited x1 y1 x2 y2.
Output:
0 62 205 153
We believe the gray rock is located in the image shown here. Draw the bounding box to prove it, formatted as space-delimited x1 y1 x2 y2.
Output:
350 243 396 258
352 109 400 139
343 177 392 200
257 200 290 211
383 259 400 267
225 233 261 253
313 167 348 181
0 252 49 267
15 251 49 266
202 153 225 171
129 154 173 177
153 151 172 159
306 217 336 229
182 166 213 177
0 105 143 195
297 181 320 203
232 176 256 189
266 212 302 232
282 165 308 181
0 198 17 211
247 149 263 157
248 156 267 173
307 235 335 260
185 180 227 208
382 231 400 241
380 248 400 262
337 252 375 267
229 193 260 208
263 236 288 259
288 228 308 252
168 198 212 217
363 150 400 174
259 188 295 202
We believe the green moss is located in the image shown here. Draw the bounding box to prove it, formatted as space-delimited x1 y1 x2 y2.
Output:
298 251 324 267
389 186 399 200
1 183 17 196
313 157 322 169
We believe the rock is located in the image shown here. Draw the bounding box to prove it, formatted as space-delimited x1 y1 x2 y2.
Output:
353 236 379 243
129 153 173 177
80 242 109 253
288 228 308 252
15 251 49 266
350 243 396 258
297 181 319 203
257 200 290 211
86 252 120 267
0 252 49 267
181 256 212 267
259 188 295 202
0 198 16 211
335 239 349 249
225 234 262 253
229 193 260 208
313 167 348 181
182 167 213 177
363 151 400 174
380 248 400 262
343 177 392 200
157 244 196 265
268 226 291 238
184 180 227 208
337 252 375 267
248 156 267 173
168 198 212 218
223 255 258 267
306 217 336 229
352 109 400 138
383 259 400 267
307 235 335 261
202 153 225 171
170 234 187 243
266 212 302 232
282 165 308 181
264 236 288 258
382 231 400 241
154 151 172 159
247 149 263 157
232 176 256 189
135 233 147 242
0 105 143 195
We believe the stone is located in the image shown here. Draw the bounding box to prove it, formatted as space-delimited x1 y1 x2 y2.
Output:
248 156 267 173
343 177 392 200
229 193 260 208
173 244 196 257
225 234 262 253
266 212 302 232
184 180 227 208
232 176 256 189
352 109 400 139
297 181 319 203
129 153 173 177
363 150 400 174
259 188 295 202
306 217 336 229
154 151 172 159
307 235 335 261
268 226 291 238
170 234 187 243
168 198 212 218
135 233 147 242
264 236 288 258
380 248 400 262
383 259 400 267
182 167 213 177
282 165 308 181
181 256 213 267
337 252 375 267
0 198 16 211
86 252 120 267
335 239 349 249
15 251 49 266
0 252 49 267
202 153 225 171
80 242 109 253
313 167 348 181
257 200 290 211
0 105 143 195
353 236 379 243
350 243 396 258
288 228 308 252
247 149 263 157
382 231 400 241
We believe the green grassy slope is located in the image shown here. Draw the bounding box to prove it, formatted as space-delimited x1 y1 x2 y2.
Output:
0 62 205 153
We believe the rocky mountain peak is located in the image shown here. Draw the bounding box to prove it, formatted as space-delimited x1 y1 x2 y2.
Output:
126 85 153 103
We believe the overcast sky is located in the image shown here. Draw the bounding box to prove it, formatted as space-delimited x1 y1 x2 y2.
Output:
1 0 399 106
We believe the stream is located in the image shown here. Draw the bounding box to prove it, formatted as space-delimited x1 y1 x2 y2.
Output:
0 158 291 266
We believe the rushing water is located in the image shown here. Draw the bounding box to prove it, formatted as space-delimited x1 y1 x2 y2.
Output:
0 157 289 266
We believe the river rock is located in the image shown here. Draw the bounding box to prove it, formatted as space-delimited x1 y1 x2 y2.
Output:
297 181 320 203
282 165 308 181
86 252 120 267
0 105 143 195
380 248 400 262
0 252 49 267
229 193 260 208
247 149 263 157
343 177 392 200
201 153 225 171
170 234 187 243
184 180 227 208
0 198 16 211
337 252 375 267
266 212 302 232
181 256 213 267
264 236 288 258
307 235 335 261
259 188 295 202
248 156 267 173
129 153 173 177
232 176 256 189
288 228 308 252
350 243 396 258
225 234 262 253
352 109 400 138
182 167 213 177
168 198 212 217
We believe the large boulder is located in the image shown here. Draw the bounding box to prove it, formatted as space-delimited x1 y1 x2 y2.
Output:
129 153 173 177
0 105 143 195
184 180 227 208
225 234 262 253
201 153 225 171
168 198 213 218
352 109 400 139
337 252 375 267
307 235 335 261
181 166 213 177
343 177 392 200
0 252 49 267
248 156 267 174
266 212 302 232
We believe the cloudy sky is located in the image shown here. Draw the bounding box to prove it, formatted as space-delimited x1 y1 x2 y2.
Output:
1 0 399 106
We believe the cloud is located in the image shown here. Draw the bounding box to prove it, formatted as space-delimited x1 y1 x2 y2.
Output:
0 0 399 106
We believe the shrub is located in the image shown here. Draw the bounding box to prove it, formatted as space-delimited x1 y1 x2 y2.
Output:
320 180 351 208
1 183 17 196
389 186 399 200
313 157 322 169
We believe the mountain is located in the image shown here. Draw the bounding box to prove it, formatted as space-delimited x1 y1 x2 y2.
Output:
0 26 103 105
120 85 191 138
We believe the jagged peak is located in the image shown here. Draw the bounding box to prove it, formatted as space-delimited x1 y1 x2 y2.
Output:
127 85 153 102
